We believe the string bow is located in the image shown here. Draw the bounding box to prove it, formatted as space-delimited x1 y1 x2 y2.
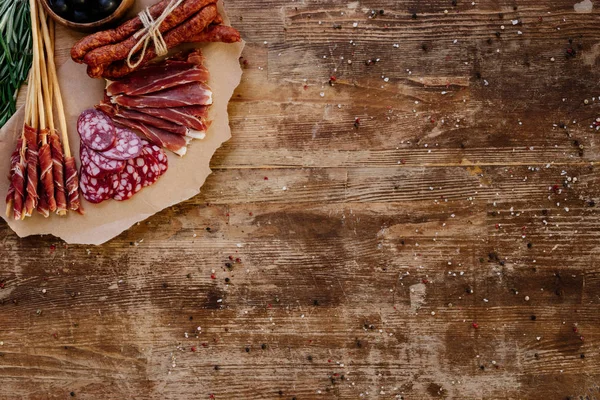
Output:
126 0 185 69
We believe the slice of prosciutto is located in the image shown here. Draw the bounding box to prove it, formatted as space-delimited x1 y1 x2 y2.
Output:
133 105 209 132
112 82 212 108
97 102 189 136
105 62 209 97
113 116 190 157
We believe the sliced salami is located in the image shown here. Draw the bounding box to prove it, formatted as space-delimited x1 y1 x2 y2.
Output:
88 147 126 174
80 145 106 178
101 127 143 161
80 171 113 204
78 109 116 151
147 143 168 173
112 163 142 201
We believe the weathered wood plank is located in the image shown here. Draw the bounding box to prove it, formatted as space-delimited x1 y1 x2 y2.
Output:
3 0 600 398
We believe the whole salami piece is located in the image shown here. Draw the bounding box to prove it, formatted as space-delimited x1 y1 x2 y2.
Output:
101 127 144 160
78 109 116 151
80 171 113 204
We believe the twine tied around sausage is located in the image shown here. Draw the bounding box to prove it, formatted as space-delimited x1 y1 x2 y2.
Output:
126 0 185 69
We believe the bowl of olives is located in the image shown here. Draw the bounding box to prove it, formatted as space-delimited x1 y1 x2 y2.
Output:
41 0 135 32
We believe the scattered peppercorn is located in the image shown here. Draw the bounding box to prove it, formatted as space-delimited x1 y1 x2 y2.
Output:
70 393 75 397
412 13 417 19
214 365 220 370
581 354 585 359
225 263 232 268
307 355 313 361
245 347 250 352
527 242 532 249
225 278 230 283
313 299 319 306
530 315 537 321
261 343 267 350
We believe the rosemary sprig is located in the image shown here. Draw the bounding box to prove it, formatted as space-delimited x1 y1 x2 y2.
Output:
0 0 32 128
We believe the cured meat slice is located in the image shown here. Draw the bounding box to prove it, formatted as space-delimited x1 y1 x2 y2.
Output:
11 161 26 220
129 156 158 187
105 62 209 97
38 128 57 213
80 145 104 178
97 102 189 136
80 171 113 204
81 145 125 177
113 117 189 156
131 105 209 133
112 163 142 201
49 132 68 214
6 138 22 205
65 156 81 211
88 147 126 174
100 127 143 160
77 109 116 151
23 124 39 217
147 143 169 173
112 82 212 108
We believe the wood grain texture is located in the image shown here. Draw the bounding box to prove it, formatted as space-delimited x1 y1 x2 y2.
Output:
3 0 600 399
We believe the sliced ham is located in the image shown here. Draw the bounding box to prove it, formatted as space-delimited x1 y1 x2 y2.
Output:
105 63 209 97
113 116 190 157
112 82 212 108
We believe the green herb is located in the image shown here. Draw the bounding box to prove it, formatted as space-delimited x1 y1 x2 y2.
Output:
0 0 32 128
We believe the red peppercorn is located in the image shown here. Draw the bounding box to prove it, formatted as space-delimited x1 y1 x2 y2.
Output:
264 176 268 180
210 274 216 279
235 258 241 263
191 346 197 352
229 255 234 261
472 322 479 329
330 76 337 81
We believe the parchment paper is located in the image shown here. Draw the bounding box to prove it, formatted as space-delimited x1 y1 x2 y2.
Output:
0 0 244 245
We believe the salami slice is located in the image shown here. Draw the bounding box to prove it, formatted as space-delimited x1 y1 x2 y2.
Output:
80 171 113 204
112 164 142 201
88 147 126 174
78 109 116 151
80 145 105 178
147 143 168 173
101 127 143 160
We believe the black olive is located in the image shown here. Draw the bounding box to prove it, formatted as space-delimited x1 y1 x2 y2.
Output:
50 0 70 16
69 0 88 9
71 9 93 23
96 0 119 15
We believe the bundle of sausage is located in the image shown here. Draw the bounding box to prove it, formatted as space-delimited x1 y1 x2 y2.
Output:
70 0 241 79
78 109 168 203
96 49 211 156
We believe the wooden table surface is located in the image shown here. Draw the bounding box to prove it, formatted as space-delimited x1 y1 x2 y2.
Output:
2 1 600 399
